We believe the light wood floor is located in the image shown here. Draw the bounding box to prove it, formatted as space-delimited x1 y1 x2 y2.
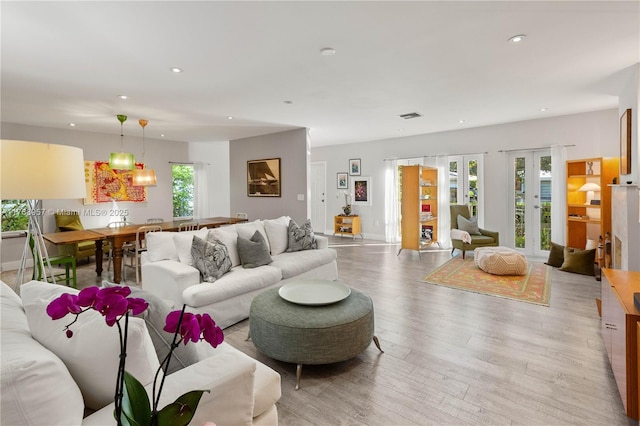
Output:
3 236 629 425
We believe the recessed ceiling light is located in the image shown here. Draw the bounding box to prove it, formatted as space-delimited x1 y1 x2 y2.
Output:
227 116 233 120
458 120 465 124
539 107 547 112
508 34 526 43
170 67 183 73
320 47 336 56
160 134 165 137
284 100 293 104
69 123 76 127
117 95 128 100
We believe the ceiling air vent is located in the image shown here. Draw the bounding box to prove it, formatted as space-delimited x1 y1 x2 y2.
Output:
399 112 422 120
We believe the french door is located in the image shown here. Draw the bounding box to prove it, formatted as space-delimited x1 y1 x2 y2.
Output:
508 150 552 256
449 155 483 225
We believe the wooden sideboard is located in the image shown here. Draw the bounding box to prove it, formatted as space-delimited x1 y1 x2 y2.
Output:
601 268 640 420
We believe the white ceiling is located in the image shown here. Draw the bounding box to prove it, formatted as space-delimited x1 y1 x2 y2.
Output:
1 1 638 147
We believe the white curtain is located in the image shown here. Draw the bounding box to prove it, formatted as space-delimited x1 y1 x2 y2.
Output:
551 145 567 245
193 162 209 219
384 159 400 243
424 155 451 249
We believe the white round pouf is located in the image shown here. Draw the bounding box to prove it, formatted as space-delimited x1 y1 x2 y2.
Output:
474 246 528 276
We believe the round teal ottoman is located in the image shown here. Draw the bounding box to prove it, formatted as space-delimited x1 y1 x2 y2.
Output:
249 286 382 389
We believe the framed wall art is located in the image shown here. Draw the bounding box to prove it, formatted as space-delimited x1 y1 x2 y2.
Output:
351 176 371 206
349 158 361 175
337 172 348 189
247 158 281 197
620 108 632 175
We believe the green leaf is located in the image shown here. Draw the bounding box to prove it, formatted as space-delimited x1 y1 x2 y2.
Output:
156 390 209 426
121 371 152 426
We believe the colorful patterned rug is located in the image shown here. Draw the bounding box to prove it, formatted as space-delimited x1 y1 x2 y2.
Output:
421 256 551 306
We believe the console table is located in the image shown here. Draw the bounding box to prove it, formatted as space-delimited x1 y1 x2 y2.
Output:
601 268 640 420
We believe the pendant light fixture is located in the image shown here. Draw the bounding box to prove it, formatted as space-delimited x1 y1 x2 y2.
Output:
109 114 135 170
132 119 157 186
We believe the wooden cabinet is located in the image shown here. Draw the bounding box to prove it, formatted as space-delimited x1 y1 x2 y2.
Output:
566 157 618 255
601 268 640 420
334 215 362 239
399 165 438 255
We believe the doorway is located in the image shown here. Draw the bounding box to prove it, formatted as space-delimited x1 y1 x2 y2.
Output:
449 155 484 225
310 162 327 234
508 150 551 256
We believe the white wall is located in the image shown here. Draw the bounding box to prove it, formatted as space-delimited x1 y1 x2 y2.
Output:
311 109 620 241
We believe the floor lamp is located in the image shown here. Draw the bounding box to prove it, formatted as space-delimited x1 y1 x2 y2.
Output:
1 140 86 291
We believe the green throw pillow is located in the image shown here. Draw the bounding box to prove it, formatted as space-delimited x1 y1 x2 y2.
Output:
559 247 596 276
545 242 565 267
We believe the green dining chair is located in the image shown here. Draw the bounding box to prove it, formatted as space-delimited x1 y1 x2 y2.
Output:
30 234 77 288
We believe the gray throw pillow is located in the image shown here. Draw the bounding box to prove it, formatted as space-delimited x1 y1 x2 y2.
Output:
191 236 232 282
286 219 317 252
457 215 481 235
101 281 199 375
237 230 272 268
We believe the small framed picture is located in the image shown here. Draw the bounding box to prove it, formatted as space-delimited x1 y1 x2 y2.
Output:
349 158 361 176
351 176 371 206
620 108 632 175
337 172 348 189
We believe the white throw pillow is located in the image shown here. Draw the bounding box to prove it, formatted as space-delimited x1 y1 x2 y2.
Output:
20 281 160 411
174 228 210 266
235 220 270 253
1 282 85 425
145 231 179 262
263 216 290 255
208 228 240 268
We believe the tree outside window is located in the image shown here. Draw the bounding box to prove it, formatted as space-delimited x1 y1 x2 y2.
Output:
1 199 29 232
172 165 194 219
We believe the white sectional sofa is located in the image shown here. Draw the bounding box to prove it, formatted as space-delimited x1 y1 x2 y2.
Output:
141 217 338 329
0 280 281 426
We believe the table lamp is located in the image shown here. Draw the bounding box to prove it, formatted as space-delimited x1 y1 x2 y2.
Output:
578 182 601 205
1 140 86 290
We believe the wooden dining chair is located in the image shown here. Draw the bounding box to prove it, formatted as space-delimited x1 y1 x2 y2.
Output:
178 221 198 232
122 225 162 284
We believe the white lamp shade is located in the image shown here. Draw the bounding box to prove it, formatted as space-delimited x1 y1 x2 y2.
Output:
578 182 601 192
1 140 86 199
132 168 157 186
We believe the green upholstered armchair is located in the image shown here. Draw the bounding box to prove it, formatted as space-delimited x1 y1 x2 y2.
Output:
450 204 499 259
54 211 109 263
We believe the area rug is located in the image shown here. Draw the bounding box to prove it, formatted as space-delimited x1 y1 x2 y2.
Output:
421 256 551 306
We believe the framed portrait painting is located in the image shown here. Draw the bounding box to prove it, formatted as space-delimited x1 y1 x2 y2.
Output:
351 177 371 206
247 158 281 197
349 158 361 175
621 108 632 175
337 172 348 189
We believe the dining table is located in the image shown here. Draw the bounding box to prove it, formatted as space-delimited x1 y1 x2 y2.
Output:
43 216 247 284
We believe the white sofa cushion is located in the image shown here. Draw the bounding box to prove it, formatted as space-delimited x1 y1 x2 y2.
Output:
263 216 290 255
20 281 160 410
182 265 282 307
1 282 85 426
235 220 270 253
146 231 179 262
271 249 338 279
208 227 241 268
174 228 210 266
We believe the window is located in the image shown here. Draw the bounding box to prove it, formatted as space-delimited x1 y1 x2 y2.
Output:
172 164 194 219
1 199 30 233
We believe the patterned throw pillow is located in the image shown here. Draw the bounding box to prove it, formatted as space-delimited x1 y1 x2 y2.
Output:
286 219 317 252
237 230 272 268
457 215 481 235
191 236 232 282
